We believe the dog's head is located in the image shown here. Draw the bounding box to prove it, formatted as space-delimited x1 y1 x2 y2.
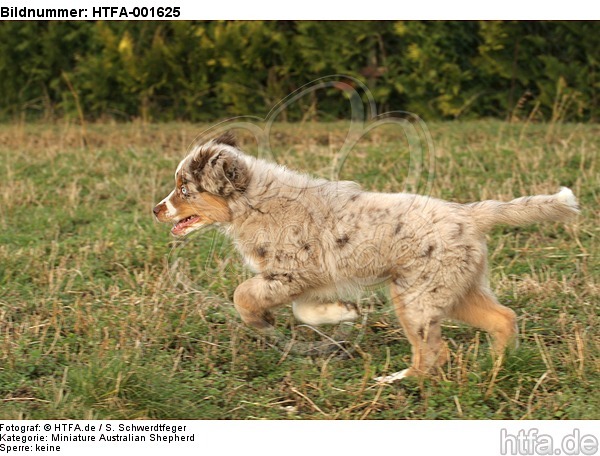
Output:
153 132 250 236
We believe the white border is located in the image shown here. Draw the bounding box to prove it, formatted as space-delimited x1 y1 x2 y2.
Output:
0 420 598 456
2 0 599 19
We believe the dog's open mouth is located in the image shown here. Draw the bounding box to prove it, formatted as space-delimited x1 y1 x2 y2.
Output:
171 215 204 236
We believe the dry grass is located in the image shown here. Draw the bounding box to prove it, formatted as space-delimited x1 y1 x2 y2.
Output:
0 119 598 419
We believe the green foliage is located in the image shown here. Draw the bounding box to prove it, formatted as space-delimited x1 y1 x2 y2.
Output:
0 22 94 120
390 21 483 118
0 21 597 121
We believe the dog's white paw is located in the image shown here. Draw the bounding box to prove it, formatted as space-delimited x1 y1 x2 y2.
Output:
374 369 410 384
293 300 360 326
338 301 360 323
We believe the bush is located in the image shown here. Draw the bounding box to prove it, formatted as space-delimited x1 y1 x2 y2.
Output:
0 21 597 122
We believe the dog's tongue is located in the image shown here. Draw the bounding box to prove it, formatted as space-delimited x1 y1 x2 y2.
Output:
171 215 201 235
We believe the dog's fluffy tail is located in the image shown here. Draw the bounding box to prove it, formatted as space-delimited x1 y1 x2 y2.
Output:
469 187 580 233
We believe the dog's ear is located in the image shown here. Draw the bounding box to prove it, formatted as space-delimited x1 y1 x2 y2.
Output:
212 131 237 148
199 151 249 197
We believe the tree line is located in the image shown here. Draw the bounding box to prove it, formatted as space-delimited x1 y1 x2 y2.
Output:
0 21 597 122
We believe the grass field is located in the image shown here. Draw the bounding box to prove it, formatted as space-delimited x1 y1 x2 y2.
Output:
0 120 598 419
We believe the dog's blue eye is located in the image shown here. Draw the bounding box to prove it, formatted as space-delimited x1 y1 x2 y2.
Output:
181 186 188 196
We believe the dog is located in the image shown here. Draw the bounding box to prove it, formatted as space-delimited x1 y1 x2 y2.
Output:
153 132 579 382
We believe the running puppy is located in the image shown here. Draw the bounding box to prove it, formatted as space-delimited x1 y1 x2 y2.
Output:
153 133 579 382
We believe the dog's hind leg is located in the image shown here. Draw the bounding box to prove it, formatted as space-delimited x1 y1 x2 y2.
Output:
449 287 518 356
376 285 449 383
292 300 360 326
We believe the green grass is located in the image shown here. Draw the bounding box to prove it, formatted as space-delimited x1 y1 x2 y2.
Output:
0 120 598 419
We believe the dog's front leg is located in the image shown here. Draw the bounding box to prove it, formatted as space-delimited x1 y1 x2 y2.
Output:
233 274 303 330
